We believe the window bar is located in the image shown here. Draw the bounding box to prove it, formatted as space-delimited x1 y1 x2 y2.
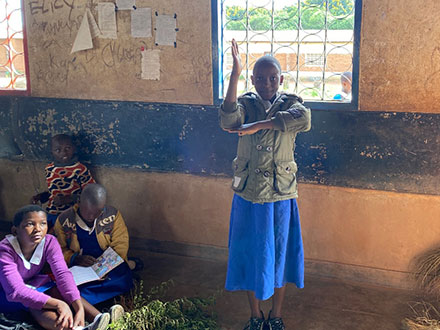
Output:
270 0 274 55
295 0 301 95
321 0 330 100
245 1 249 91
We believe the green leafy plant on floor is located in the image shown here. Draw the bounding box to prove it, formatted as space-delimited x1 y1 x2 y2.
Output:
109 280 220 330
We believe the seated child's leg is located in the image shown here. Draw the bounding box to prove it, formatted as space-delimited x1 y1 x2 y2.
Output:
29 308 62 330
47 286 100 323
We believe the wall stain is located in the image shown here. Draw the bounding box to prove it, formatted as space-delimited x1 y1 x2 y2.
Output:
1 97 440 195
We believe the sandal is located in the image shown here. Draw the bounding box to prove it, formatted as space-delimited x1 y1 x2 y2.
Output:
85 312 110 330
266 311 285 330
243 311 265 330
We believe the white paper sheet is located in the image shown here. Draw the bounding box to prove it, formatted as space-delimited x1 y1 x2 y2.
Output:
69 266 100 286
71 13 93 53
87 8 101 38
141 49 160 80
116 0 135 10
98 2 117 39
155 14 176 46
131 7 151 38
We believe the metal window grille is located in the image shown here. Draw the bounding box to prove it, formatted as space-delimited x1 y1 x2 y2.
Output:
0 0 28 91
305 53 324 67
221 0 355 102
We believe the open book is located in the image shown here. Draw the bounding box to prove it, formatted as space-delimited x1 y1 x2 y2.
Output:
69 247 124 286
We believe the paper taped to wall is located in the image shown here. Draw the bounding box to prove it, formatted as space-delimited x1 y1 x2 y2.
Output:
116 0 135 10
155 14 176 46
87 9 101 38
131 7 152 38
141 49 160 80
71 12 93 53
98 2 117 39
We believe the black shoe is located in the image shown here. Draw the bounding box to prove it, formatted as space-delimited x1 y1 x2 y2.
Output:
266 311 285 330
243 311 265 330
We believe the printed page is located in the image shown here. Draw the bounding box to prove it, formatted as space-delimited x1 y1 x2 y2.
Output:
87 9 101 38
91 247 124 278
141 49 160 80
69 266 100 286
98 2 117 39
116 0 135 10
131 7 152 38
155 14 176 46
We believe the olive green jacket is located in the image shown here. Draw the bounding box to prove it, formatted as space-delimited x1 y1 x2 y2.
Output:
219 92 311 203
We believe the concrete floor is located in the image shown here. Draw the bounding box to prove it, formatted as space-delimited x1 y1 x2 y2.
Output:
131 250 429 330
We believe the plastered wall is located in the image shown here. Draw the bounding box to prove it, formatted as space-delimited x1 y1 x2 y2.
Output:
1 159 439 288
24 0 213 104
359 0 440 112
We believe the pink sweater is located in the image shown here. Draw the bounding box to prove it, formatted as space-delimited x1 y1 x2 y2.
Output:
0 234 80 310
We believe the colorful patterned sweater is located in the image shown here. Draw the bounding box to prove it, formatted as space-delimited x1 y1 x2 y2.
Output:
45 161 95 215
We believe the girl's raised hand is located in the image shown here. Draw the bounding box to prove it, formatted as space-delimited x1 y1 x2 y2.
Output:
231 39 242 78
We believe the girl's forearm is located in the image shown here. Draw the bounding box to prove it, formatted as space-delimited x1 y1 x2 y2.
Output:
71 299 83 313
225 74 240 103
256 119 274 130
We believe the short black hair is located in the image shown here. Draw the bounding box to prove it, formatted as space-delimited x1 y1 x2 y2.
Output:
13 205 46 227
81 183 107 206
253 55 282 74
52 134 73 145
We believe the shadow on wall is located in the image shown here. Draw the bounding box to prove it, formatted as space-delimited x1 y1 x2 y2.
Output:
0 177 5 220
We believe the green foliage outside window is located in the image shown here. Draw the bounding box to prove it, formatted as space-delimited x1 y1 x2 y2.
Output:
225 0 354 31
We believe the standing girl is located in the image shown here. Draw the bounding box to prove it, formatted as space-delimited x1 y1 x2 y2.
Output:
219 39 311 330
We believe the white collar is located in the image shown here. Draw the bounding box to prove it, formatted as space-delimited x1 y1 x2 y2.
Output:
6 234 46 270
75 213 97 235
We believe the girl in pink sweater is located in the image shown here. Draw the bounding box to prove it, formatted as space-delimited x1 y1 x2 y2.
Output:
0 205 114 330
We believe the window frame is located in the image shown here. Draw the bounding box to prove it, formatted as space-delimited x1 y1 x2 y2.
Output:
0 0 31 96
211 0 362 110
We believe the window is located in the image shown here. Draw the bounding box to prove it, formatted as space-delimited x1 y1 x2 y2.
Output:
214 0 362 109
0 0 29 94
305 53 324 68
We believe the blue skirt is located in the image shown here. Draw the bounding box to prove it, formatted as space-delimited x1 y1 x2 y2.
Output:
78 262 133 305
225 194 304 300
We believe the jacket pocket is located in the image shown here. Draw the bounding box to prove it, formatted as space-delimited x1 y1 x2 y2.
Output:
231 157 249 192
274 161 297 195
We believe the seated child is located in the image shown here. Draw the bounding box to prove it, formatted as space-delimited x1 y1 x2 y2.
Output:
54 184 134 305
0 205 121 330
31 134 95 228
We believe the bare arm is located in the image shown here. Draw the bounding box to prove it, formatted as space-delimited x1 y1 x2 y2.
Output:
224 39 242 104
227 119 274 136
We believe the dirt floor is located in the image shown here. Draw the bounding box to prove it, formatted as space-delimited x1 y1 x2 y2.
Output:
130 250 434 330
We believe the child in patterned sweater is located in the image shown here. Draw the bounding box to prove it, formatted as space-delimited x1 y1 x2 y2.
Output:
31 134 95 228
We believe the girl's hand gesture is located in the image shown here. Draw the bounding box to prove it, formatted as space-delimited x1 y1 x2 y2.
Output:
55 300 74 329
72 300 85 329
231 39 242 78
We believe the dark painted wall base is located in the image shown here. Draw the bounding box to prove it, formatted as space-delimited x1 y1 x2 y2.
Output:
1 96 439 195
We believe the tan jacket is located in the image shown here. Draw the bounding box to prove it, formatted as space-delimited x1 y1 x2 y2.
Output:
54 204 129 266
219 92 311 203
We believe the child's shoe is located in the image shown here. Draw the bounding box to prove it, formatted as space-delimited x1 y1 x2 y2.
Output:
109 304 125 323
243 311 265 330
85 312 110 330
266 311 285 330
